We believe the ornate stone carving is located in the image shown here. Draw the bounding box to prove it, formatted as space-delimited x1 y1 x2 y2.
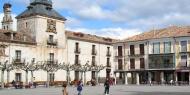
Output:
46 19 56 34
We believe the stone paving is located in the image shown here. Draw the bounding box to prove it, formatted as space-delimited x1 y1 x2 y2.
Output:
1 85 190 95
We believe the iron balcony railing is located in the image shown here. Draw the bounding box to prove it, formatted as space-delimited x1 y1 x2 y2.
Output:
74 60 81 65
47 59 58 64
91 49 97 55
47 39 58 46
106 51 111 57
106 62 111 67
74 48 81 54
12 58 25 64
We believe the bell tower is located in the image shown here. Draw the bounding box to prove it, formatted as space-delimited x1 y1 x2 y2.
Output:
1 3 13 30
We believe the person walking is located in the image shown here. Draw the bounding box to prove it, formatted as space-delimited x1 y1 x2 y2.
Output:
62 82 68 95
77 80 83 95
104 78 110 95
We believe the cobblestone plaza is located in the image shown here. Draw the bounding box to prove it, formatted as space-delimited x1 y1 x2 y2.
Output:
1 85 190 95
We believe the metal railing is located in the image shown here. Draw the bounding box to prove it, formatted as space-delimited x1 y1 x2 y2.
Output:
47 39 58 46
74 48 81 54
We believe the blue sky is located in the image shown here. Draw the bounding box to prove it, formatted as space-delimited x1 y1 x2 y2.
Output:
1 0 190 39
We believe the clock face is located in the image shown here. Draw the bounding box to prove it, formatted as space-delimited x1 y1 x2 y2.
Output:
47 19 56 33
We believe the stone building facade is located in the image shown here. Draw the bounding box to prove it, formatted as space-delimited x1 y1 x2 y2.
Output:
0 0 116 87
1 0 190 87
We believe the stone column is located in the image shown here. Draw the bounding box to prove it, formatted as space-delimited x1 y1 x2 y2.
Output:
1 70 4 88
114 73 117 85
174 72 178 85
148 72 152 84
125 72 128 85
161 72 164 84
136 73 140 85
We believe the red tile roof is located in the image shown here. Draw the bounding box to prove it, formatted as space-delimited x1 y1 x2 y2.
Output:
66 30 118 44
0 29 36 45
125 26 190 42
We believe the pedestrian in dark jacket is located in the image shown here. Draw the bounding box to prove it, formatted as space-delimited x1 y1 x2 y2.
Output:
77 80 83 95
104 79 110 95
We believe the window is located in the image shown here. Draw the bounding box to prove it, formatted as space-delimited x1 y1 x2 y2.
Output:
92 45 96 50
75 42 80 53
140 44 144 55
92 45 96 55
75 71 79 80
181 41 187 52
75 42 79 49
49 35 54 42
92 71 96 79
130 45 135 55
49 53 54 61
153 42 160 54
75 55 79 64
130 59 135 69
164 42 171 53
49 73 55 82
26 22 28 28
92 56 96 66
118 46 123 56
181 55 187 67
140 58 145 69
15 50 21 60
118 59 123 70
107 58 110 67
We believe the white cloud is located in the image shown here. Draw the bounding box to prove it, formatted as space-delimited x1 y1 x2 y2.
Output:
65 17 82 27
0 13 17 31
66 27 142 39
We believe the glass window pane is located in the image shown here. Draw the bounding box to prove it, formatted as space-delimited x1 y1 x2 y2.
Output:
153 43 160 54
181 41 187 52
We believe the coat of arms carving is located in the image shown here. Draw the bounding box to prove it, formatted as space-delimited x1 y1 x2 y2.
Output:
47 19 56 33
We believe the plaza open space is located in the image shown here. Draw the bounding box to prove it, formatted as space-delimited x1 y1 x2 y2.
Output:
1 85 190 95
